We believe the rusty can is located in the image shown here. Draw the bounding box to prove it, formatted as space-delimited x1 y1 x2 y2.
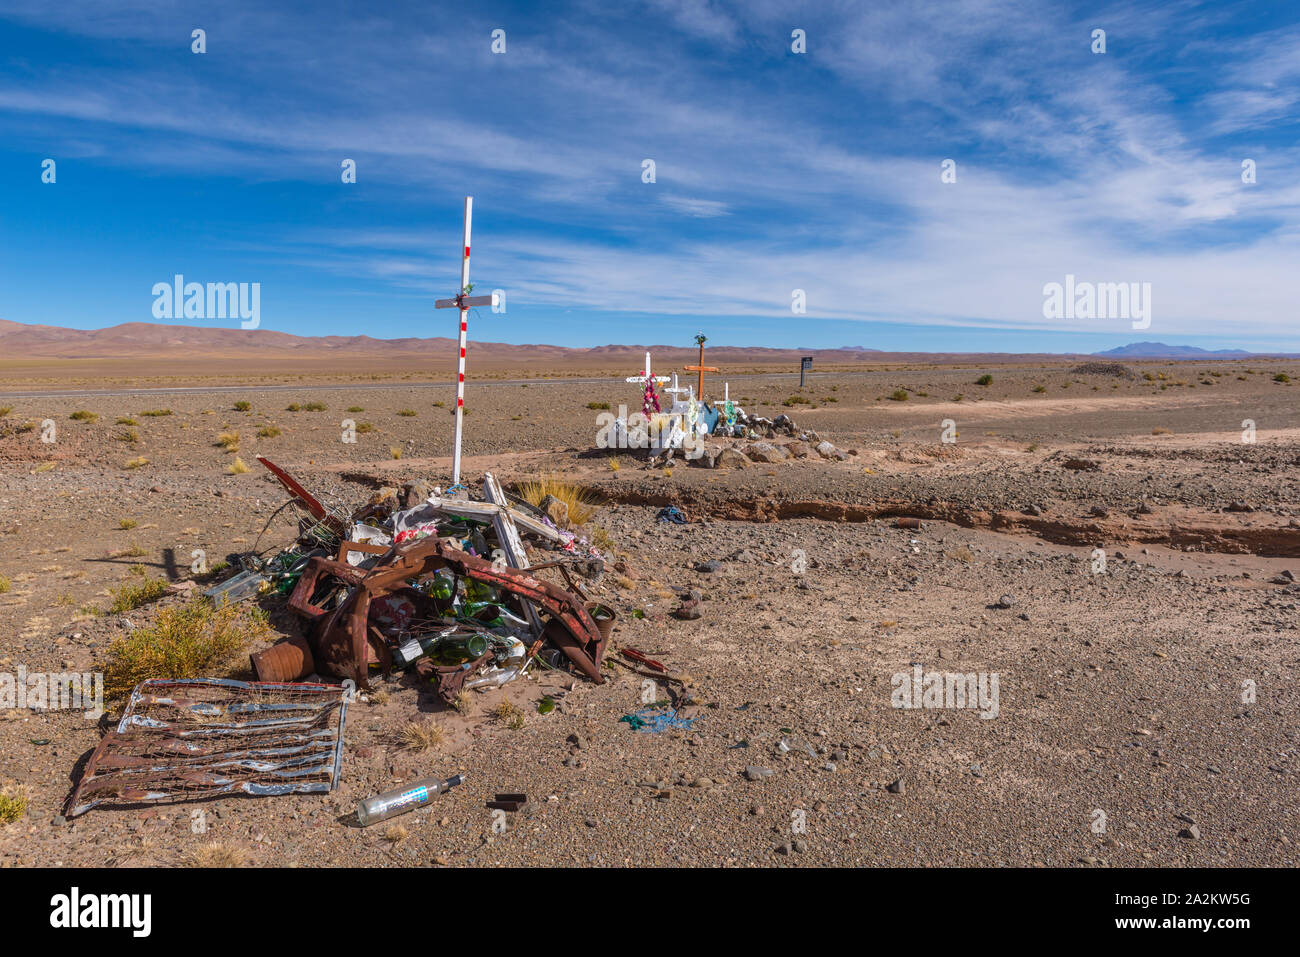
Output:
584 602 617 641
250 634 316 682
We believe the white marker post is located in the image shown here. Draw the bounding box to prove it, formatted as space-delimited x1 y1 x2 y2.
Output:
435 197 499 486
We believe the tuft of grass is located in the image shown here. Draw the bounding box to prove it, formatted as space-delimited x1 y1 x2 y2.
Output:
0 406 11 417
285 403 301 411
233 400 251 411
118 518 138 530
1152 426 1170 435
493 697 525 730
1032 384 1046 393
398 721 445 751
226 456 250 474
397 409 417 417
187 842 249 868
607 457 620 471
945 545 975 563
303 401 327 411
390 446 403 460
256 425 281 438
586 401 610 410
346 406 364 413
783 395 811 407
451 690 472 714
123 456 150 470
383 825 408 844
354 422 375 434
216 431 240 451
888 389 909 402
976 374 993 386
103 599 273 697
140 409 172 417
432 400 445 408
69 410 99 422
114 428 140 443
108 575 169 614
0 575 10 594
1274 373 1290 383
517 473 598 526
0 790 28 825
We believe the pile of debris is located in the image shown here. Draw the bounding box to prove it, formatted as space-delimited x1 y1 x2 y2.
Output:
212 457 612 707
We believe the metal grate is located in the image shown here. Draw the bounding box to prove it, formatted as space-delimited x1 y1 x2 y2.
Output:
65 677 349 817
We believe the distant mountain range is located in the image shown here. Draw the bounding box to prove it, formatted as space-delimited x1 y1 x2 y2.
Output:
0 320 1293 364
1092 341 1266 358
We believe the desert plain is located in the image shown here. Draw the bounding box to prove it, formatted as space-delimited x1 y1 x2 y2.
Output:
1 348 1297 867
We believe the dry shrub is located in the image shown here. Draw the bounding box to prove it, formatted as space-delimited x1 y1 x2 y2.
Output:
398 721 445 751
517 473 598 526
186 842 249 868
103 599 273 697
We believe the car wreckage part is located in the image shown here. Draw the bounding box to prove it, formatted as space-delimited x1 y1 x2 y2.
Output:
64 677 349 818
288 536 607 695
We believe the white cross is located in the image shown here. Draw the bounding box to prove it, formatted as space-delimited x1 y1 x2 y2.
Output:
434 196 501 486
625 351 669 389
663 373 690 402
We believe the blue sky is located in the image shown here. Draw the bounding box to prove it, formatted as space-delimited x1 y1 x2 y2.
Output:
2 0 1298 353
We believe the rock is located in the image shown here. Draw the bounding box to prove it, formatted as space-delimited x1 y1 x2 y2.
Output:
743 441 790 464
745 766 775 781
772 414 797 435
1178 825 1201 840
694 559 722 573
792 839 808 853
1063 458 1101 471
1136 500 1154 515
1225 501 1254 512
674 598 703 620
785 440 811 459
368 486 399 507
690 447 718 468
399 480 431 509
886 777 904 794
994 594 1015 609
1090 505 1110 518
1024 504 1043 516
713 447 749 470
774 843 792 856
690 777 712 788
539 494 569 528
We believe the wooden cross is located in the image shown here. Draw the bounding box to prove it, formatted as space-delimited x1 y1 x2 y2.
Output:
683 334 718 401
434 196 500 486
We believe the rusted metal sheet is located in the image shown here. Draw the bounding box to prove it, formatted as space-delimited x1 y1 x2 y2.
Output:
64 677 349 817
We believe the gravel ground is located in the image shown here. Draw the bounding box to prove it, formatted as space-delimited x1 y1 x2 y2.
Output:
1 362 1297 867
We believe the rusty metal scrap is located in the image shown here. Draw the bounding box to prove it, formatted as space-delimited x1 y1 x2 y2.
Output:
289 535 608 695
64 677 349 818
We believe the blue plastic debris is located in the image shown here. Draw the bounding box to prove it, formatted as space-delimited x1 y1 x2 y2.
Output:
619 707 697 733
656 506 688 524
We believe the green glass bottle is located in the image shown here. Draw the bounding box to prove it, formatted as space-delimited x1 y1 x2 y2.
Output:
426 633 489 666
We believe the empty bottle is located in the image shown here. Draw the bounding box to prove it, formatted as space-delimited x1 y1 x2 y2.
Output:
356 773 465 827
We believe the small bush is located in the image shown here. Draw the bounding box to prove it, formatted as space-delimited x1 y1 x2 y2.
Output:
783 395 811 407
285 403 301 411
103 599 273 697
0 406 11 417
1032 385 1046 393
115 417 137 425
1274 373 1290 383
119 518 138 530
0 575 10 593
0 790 27 825
390 446 403 459
114 428 140 443
398 721 445 751
976 374 993 386
303 402 327 411
586 401 610 410
355 422 375 434
108 575 168 613
888 389 909 401
186 842 249 868
518 473 598 525
123 456 149 469
256 425 281 438
216 431 240 451
69 410 98 422
397 409 417 417
233 400 251 411
227 456 250 474
346 406 364 413
140 409 172 417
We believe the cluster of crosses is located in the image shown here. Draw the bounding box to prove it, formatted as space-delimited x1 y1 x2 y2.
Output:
436 197 739 476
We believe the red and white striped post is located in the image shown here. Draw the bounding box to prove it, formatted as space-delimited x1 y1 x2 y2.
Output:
435 196 498 486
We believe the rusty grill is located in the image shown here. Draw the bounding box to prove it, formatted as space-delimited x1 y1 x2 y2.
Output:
65 677 349 817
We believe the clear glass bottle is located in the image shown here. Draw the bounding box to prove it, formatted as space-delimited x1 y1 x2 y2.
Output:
356 773 464 827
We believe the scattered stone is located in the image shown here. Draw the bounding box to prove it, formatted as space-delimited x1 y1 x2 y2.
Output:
1090 505 1110 518
674 598 703 620
539 494 570 528
745 766 775 781
1063 458 1101 471
713 447 749 470
994 594 1015 609
886 777 905 794
1178 825 1201 840
694 559 722 574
